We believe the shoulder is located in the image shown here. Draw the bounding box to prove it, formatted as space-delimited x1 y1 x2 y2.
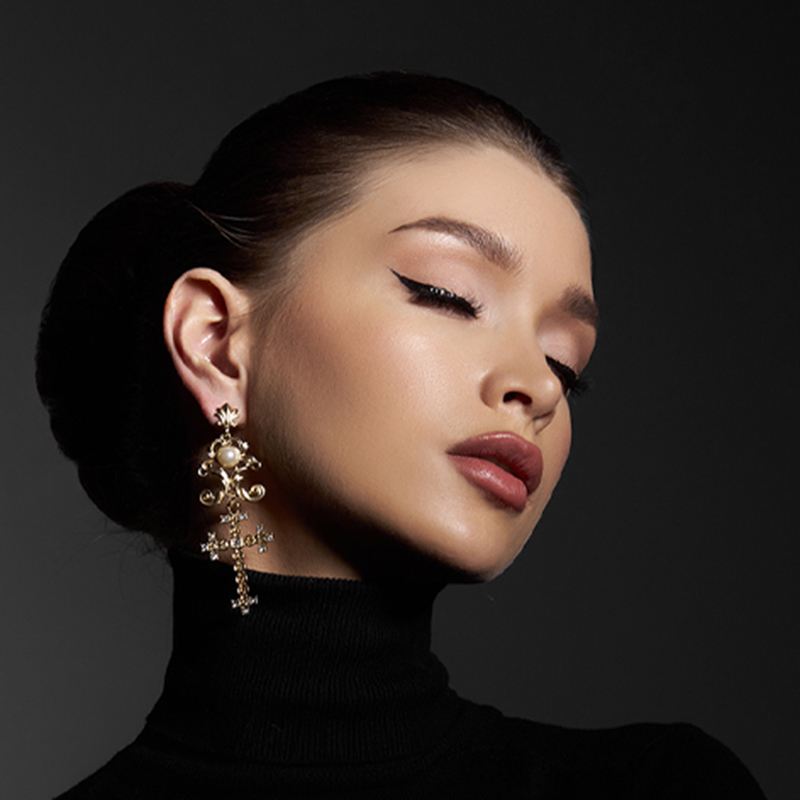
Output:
451 704 765 798
622 722 766 798
52 735 180 800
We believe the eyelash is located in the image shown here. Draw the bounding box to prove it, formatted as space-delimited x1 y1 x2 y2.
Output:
546 356 590 398
392 270 590 398
392 270 483 318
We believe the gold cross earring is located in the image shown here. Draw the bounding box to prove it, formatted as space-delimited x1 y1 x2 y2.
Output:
198 404 274 614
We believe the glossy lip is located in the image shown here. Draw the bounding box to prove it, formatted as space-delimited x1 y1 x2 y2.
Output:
447 432 543 512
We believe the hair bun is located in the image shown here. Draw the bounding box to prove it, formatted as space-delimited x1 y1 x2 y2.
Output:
36 182 198 539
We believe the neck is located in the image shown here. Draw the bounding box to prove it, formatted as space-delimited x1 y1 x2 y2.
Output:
146 550 463 763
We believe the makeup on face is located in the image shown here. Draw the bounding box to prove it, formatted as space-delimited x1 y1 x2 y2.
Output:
448 431 543 512
245 146 596 581
390 267 593 396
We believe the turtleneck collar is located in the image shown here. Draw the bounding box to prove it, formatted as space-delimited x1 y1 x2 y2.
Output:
145 549 464 764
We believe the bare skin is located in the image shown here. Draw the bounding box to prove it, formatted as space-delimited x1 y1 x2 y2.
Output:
165 145 596 582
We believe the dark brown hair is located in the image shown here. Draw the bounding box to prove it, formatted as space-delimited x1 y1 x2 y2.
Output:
36 72 581 546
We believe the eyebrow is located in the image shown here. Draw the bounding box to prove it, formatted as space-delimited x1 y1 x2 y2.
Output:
390 216 523 274
390 216 599 329
560 285 599 329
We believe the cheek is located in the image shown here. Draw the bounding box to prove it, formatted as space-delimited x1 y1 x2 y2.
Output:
251 292 464 496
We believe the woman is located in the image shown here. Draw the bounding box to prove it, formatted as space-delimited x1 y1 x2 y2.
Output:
37 72 764 798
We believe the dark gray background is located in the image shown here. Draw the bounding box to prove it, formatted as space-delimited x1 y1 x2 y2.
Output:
2 2 796 798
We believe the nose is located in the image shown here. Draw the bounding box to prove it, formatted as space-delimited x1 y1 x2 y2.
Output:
479 341 563 430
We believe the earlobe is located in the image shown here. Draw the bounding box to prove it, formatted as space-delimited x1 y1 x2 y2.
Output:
163 268 252 425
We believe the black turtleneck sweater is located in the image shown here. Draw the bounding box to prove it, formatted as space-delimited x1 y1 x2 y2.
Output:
57 551 765 799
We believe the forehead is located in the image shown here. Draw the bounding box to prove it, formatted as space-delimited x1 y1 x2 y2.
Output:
286 144 593 308
355 145 590 276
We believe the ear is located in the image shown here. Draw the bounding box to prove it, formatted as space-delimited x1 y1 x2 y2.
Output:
163 268 253 425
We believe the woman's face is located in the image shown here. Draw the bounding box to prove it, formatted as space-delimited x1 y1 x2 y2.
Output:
244 145 596 581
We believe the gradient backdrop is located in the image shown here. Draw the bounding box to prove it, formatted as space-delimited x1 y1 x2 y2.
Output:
2 2 796 798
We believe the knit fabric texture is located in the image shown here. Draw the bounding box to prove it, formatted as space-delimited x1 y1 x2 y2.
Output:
56 550 766 799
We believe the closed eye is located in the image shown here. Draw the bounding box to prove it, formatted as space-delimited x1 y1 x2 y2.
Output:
546 356 591 397
392 270 483 318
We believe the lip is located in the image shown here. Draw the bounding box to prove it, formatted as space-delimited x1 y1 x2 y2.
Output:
447 432 543 512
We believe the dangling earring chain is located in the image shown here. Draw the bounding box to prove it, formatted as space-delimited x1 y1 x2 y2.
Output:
198 404 273 614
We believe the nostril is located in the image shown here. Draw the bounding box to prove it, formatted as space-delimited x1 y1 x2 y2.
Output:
502 390 532 405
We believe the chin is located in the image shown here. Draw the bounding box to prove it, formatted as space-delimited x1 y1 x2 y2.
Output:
301 499 531 585
391 508 539 585
430 532 531 584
